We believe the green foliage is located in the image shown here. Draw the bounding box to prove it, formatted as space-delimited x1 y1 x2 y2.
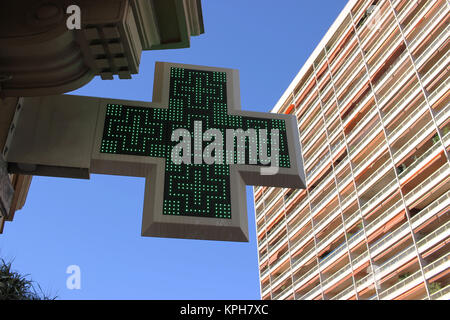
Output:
432 133 440 144
428 282 442 294
398 272 411 281
0 259 56 300
442 126 449 136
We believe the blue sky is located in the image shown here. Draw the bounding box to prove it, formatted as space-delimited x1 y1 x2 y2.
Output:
0 1 347 299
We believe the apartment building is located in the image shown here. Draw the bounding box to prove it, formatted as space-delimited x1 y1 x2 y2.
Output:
254 0 449 300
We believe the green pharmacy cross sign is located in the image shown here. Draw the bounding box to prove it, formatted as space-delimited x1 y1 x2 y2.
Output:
4 62 305 242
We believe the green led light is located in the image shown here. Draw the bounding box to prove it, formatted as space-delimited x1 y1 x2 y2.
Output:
100 67 291 219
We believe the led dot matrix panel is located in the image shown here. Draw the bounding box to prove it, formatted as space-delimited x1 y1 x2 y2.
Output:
101 67 291 219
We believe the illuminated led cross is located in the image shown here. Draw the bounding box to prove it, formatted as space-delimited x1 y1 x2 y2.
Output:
5 62 305 242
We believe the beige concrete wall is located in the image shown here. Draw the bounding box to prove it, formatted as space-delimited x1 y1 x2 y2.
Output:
0 97 32 233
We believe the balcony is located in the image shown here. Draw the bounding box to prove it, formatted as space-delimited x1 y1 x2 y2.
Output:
403 0 439 33
428 284 450 300
359 2 393 48
293 73 315 109
309 171 335 200
421 51 450 85
393 121 435 163
334 48 362 85
379 252 449 300
410 189 450 229
299 283 322 300
347 105 378 142
350 121 383 159
266 219 287 244
357 160 393 195
273 285 293 300
404 163 450 206
428 77 450 107
327 21 353 62
408 2 448 52
310 188 338 218
414 23 450 67
303 126 326 156
364 18 397 61
377 66 415 108
353 140 388 176
397 0 422 23
357 221 449 294
398 140 443 182
360 179 397 216
372 48 410 92
293 265 319 290
331 191 449 300
342 90 373 127
339 73 369 115
306 152 331 182
383 82 421 125
314 208 341 236
257 189 284 220
336 64 366 104
271 267 292 290
387 101 428 144
368 32 403 75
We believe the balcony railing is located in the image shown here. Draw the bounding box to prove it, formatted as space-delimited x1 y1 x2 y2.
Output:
357 160 392 193
273 284 293 300
350 121 382 157
353 140 387 174
310 170 334 199
357 221 449 293
372 48 409 91
331 194 449 300
334 47 361 84
347 105 378 141
379 252 449 300
314 207 340 234
415 24 450 67
341 191 357 210
299 283 322 300
294 265 319 288
342 89 372 125
316 224 344 251
327 22 353 60
293 73 315 107
307 151 331 180
365 18 397 60
291 246 316 270
421 51 449 84
311 188 338 217
429 77 450 106
377 66 414 107
387 101 427 143
410 189 450 228
398 141 443 180
271 267 291 288
368 32 402 74
429 284 450 300
408 4 448 50
301 108 322 139
404 164 450 204
338 73 368 111
382 82 420 124
303 126 326 155
259 189 284 218
393 121 433 162
403 0 438 34
360 179 397 215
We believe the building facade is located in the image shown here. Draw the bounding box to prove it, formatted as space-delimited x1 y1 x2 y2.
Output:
254 0 449 300
0 0 204 232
